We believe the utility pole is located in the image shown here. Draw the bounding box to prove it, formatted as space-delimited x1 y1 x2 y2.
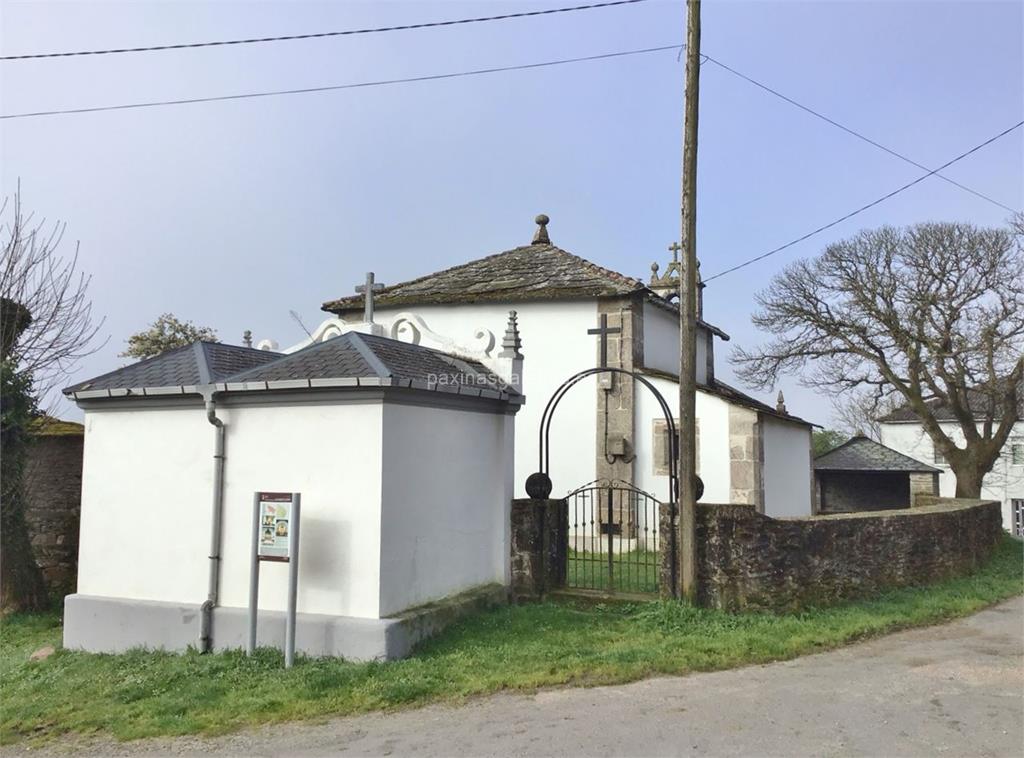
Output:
678 0 701 601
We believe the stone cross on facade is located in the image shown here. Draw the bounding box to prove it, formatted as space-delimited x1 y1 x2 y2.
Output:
355 272 385 323
587 313 621 369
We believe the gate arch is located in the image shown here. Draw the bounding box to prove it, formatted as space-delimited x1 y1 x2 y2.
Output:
525 367 698 597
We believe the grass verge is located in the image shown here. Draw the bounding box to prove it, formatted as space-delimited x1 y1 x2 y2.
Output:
2 536 1021 746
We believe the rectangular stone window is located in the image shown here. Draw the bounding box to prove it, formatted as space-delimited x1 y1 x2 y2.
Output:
1010 438 1023 466
933 443 946 466
653 418 699 476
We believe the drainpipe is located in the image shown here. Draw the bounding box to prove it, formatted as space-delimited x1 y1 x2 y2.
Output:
199 388 226 653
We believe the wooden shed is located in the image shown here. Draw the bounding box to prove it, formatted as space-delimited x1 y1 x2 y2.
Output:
814 436 940 513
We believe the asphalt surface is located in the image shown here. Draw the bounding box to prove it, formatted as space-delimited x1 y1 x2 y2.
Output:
14 596 1024 757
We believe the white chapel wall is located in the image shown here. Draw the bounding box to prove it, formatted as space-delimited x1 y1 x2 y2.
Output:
374 301 598 498
634 374 731 504
378 402 515 616
641 301 708 385
77 406 212 604
762 416 813 517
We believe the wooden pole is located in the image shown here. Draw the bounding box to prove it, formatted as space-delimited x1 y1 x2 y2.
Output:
678 0 701 601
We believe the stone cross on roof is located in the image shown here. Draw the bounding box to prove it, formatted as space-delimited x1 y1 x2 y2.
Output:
355 272 385 323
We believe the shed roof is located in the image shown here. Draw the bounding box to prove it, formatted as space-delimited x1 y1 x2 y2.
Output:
64 333 519 403
813 436 939 473
321 241 730 340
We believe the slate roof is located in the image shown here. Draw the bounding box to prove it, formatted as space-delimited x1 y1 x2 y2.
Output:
706 379 815 427
65 333 519 403
64 342 280 394
636 367 816 427
226 332 514 397
813 436 940 473
878 382 1024 423
320 242 730 340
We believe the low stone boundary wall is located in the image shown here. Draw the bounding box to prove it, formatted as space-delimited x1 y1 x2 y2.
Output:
697 499 1003 612
25 430 84 595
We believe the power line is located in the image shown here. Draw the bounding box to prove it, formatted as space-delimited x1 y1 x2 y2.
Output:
0 0 650 61
0 44 682 119
702 54 1016 214
703 120 1024 283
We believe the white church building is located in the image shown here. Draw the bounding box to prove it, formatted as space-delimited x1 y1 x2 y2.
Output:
312 214 815 516
62 214 817 661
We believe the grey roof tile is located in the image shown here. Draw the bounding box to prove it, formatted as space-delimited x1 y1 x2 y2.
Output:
322 244 643 313
319 242 729 341
813 436 939 472
64 342 281 394
65 333 517 401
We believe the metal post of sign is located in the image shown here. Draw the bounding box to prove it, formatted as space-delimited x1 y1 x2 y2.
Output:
246 492 260 657
284 493 301 669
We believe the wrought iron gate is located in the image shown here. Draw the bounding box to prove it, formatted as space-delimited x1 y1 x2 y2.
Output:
565 480 662 595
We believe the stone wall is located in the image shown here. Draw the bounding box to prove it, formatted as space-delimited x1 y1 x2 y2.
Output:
24 431 84 595
696 499 1002 612
510 498 567 599
728 405 764 509
909 471 940 501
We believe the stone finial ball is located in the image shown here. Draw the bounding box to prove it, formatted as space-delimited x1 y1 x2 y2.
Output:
535 214 549 226
525 472 553 500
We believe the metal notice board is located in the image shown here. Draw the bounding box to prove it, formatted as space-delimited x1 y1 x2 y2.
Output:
247 491 301 667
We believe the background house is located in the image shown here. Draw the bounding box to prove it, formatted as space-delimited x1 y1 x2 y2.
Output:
813 436 939 513
879 387 1024 536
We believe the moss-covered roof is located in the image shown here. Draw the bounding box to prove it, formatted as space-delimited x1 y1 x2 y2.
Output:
29 416 84 436
322 243 646 314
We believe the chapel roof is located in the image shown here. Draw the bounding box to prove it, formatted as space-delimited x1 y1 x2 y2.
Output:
877 381 1024 423
64 333 519 403
636 366 816 427
320 216 729 340
813 436 940 473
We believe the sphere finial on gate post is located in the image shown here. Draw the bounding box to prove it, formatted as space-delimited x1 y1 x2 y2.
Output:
525 472 552 500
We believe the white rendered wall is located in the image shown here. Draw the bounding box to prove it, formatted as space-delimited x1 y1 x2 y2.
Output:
762 416 813 517
378 402 515 616
77 407 212 604
373 301 598 499
880 420 1024 530
217 400 384 618
641 301 708 385
78 400 386 618
635 375 732 505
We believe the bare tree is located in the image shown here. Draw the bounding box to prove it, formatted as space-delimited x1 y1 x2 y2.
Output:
1 185 102 611
733 220 1024 498
831 390 901 440
1 187 103 401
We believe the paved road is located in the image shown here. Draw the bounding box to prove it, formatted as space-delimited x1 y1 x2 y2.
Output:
19 597 1024 757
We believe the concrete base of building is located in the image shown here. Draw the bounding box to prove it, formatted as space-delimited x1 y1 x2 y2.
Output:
63 584 507 662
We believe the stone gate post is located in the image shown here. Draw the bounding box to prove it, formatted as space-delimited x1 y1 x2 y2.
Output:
510 498 567 600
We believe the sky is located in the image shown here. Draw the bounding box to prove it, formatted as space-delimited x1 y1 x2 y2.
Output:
1 0 1022 425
